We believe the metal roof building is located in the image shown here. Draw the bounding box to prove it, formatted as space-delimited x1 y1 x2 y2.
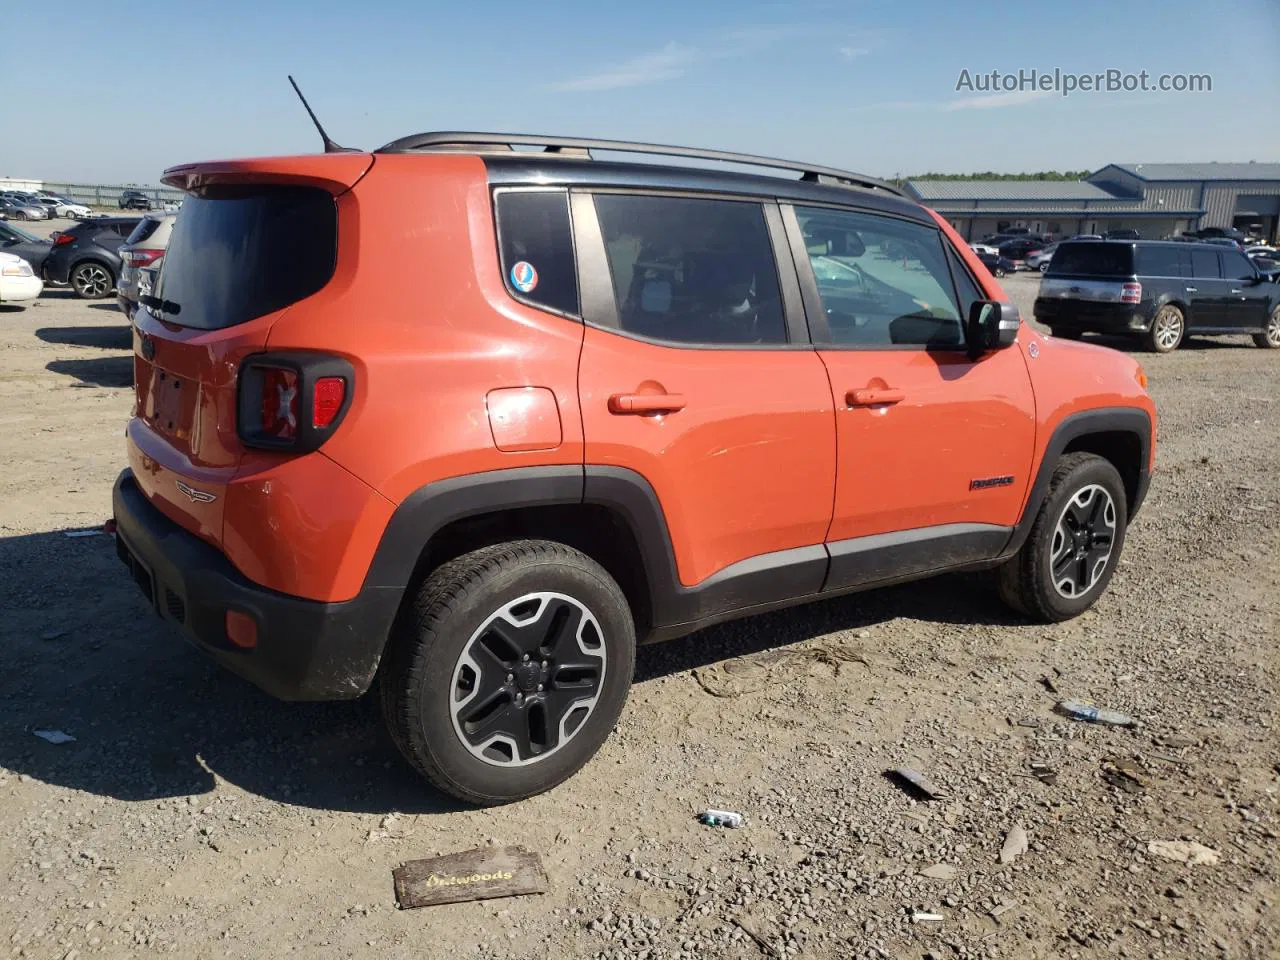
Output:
905 161 1280 243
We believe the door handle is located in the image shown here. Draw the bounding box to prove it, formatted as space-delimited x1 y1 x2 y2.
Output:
847 387 905 407
608 393 687 415
1230 288 1243 295
1184 286 1198 293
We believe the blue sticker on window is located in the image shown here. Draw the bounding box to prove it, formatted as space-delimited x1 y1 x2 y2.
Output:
510 261 539 293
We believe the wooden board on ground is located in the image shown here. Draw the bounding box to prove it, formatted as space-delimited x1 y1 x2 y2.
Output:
393 845 549 909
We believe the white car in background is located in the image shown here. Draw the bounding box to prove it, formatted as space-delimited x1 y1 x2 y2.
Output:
34 196 93 219
0 252 43 304
970 243 999 256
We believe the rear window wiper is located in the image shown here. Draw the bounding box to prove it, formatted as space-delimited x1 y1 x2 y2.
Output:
140 294 181 316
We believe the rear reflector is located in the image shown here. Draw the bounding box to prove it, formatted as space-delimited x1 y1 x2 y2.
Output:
225 610 258 649
1121 282 1142 304
312 377 346 428
52 233 75 246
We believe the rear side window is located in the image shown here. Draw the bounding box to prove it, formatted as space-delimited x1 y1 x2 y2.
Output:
155 186 336 330
1190 249 1221 279
1047 242 1133 277
594 194 786 345
1221 251 1257 281
126 217 162 245
1134 246 1188 277
495 190 579 317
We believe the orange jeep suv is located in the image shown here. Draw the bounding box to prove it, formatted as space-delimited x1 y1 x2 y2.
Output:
112 134 1156 805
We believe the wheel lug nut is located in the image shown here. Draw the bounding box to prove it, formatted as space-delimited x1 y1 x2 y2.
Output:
522 653 530 662
540 661 547 669
506 674 513 684
537 683 544 692
515 693 523 703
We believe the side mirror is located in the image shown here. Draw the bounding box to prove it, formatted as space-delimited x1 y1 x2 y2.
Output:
966 300 1020 359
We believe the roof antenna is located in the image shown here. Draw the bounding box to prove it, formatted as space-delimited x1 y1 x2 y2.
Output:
288 75 355 153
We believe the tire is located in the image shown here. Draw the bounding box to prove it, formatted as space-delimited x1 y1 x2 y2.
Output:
1252 305 1280 349
1050 328 1082 340
70 261 114 299
994 267 1006 278
379 540 635 805
997 452 1128 623
1145 303 1184 353
1038 262 1049 273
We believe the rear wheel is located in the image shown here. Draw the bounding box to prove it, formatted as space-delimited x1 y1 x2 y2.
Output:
70 261 113 299
994 266 1007 278
380 540 635 805
1038 262 1050 273
997 453 1128 622
1145 303 1184 353
1252 306 1280 349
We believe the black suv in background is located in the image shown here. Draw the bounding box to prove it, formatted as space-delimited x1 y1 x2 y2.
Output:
43 218 140 299
1035 240 1280 352
119 189 151 210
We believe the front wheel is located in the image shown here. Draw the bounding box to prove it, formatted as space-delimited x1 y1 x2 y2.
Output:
1145 304 1184 353
997 453 1128 622
1252 306 1280 349
1038 262 1050 273
380 540 635 805
70 261 113 299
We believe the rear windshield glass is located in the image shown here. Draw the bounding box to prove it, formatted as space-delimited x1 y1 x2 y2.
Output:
155 185 336 330
1046 242 1133 277
126 217 163 245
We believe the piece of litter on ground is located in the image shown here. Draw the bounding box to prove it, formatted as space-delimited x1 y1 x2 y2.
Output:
698 809 744 829
1055 699 1135 727
1147 840 1220 866
63 530 103 539
990 902 1018 919
1029 761 1058 785
999 823 1029 864
886 767 947 800
392 845 548 909
1039 670 1061 694
1101 756 1147 793
33 729 76 745
918 863 958 880
912 911 945 923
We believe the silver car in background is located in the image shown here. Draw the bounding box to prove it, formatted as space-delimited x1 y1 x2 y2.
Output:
117 212 176 318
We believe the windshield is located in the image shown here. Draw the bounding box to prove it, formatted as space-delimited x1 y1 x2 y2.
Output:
1 222 42 243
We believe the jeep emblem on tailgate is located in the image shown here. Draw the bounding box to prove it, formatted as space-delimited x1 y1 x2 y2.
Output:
175 481 217 504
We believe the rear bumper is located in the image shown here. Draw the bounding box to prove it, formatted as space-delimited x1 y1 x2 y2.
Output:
1034 298 1153 333
112 469 401 701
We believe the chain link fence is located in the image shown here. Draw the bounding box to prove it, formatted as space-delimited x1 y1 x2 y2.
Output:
12 181 186 210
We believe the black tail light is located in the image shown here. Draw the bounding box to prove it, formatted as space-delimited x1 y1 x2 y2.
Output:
237 352 354 452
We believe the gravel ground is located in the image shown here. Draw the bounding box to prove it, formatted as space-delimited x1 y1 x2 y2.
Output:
0 265 1276 960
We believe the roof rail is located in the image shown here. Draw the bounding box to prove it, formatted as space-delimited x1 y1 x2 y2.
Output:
374 131 906 198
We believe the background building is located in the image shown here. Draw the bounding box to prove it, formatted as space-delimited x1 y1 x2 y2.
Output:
905 162 1280 242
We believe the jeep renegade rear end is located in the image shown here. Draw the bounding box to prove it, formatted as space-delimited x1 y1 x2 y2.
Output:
113 134 1156 805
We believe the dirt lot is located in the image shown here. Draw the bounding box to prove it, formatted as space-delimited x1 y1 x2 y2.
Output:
1 256 1277 960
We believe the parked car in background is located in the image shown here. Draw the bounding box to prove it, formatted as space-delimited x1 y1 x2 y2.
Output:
0 196 51 221
34 196 92 219
1026 242 1059 272
117 212 176 318
970 242 998 256
975 250 1018 278
1036 239 1280 352
1191 226 1246 245
997 237 1043 266
1203 237 1245 251
119 189 152 210
1067 234 1103 241
41 217 139 299
0 252 43 304
0 220 53 276
1103 228 1141 240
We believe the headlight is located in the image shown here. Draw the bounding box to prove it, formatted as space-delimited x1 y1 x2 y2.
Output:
2 264 34 277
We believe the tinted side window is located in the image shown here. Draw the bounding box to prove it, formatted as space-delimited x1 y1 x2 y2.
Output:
946 248 982 324
1191 249 1221 279
1222 251 1257 281
1135 246 1187 277
795 205 962 347
495 190 579 317
1047 242 1133 277
593 194 785 345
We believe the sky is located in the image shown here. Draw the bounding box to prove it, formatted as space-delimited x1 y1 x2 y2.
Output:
3 0 1278 186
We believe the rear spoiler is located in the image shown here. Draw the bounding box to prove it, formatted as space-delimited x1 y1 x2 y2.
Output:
161 154 374 196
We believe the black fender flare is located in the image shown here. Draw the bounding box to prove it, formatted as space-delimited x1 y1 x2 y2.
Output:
1000 406 1153 558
